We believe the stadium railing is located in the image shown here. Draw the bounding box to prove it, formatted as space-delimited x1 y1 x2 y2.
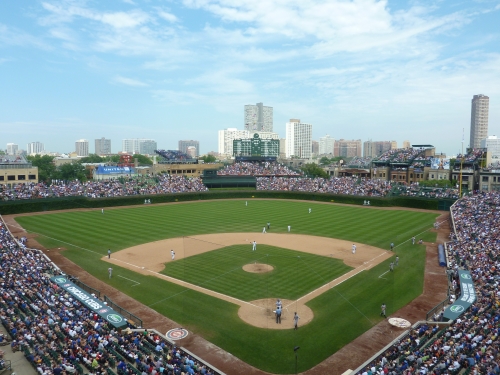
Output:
104 295 143 328
70 276 101 298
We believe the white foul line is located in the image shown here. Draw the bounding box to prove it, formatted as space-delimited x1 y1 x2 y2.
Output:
117 275 140 286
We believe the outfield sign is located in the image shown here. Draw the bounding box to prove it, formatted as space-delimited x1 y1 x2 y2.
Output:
442 270 476 321
95 166 134 175
50 276 128 329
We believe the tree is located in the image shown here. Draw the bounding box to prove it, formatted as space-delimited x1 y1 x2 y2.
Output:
200 154 217 163
79 154 104 163
133 154 153 165
319 156 331 166
27 154 56 183
54 163 87 182
300 163 328 178
104 155 120 163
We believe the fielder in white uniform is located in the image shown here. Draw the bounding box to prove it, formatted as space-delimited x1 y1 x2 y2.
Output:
252 241 257 251
171 249 175 260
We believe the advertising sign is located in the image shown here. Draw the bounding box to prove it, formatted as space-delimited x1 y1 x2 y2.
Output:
50 276 128 329
443 270 476 321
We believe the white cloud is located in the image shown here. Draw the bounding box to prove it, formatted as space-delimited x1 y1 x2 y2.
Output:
158 10 179 23
183 0 468 57
113 75 149 87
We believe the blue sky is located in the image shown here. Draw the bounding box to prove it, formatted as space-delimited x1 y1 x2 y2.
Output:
1 0 499 155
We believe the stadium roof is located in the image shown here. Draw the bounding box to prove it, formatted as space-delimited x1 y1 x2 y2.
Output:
412 144 434 148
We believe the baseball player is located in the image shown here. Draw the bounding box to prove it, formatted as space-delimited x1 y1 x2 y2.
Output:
352 244 356 254
380 303 387 318
252 241 257 251
293 312 300 330
171 249 175 260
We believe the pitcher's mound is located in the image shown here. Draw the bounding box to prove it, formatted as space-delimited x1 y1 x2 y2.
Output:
238 298 313 329
243 263 274 273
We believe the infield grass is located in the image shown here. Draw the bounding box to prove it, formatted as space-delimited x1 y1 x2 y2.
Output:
15 200 438 373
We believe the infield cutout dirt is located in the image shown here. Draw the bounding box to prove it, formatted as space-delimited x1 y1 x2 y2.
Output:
104 233 392 330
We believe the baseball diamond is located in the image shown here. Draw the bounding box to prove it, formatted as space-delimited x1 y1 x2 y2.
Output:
12 199 442 374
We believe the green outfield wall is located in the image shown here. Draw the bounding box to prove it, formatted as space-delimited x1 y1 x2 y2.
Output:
0 190 454 214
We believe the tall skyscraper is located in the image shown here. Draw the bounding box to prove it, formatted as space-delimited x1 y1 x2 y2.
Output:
285 119 313 159
27 142 44 155
470 94 489 149
319 135 335 155
75 139 89 157
95 138 111 155
122 139 157 154
244 102 273 132
178 140 200 156
6 143 19 155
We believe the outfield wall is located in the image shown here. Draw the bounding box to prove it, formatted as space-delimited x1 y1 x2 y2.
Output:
0 190 455 214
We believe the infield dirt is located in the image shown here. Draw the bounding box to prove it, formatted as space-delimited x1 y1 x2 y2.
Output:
103 232 392 329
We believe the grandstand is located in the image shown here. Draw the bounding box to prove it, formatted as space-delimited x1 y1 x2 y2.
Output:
154 149 198 164
353 191 500 375
0 217 222 375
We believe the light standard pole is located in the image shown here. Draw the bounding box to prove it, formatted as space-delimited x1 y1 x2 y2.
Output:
294 346 300 375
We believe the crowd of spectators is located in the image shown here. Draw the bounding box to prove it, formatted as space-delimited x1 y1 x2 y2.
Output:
0 175 208 201
354 191 500 375
0 218 219 375
375 149 425 164
154 150 192 161
411 157 433 170
347 157 373 168
257 176 393 196
394 183 459 199
217 162 300 176
455 149 486 166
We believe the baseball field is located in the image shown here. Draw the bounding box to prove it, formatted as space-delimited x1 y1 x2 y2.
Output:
14 199 439 373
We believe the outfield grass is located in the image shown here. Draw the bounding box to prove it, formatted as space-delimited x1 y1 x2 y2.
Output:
15 200 438 373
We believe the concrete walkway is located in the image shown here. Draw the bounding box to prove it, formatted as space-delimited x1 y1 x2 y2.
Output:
0 325 37 375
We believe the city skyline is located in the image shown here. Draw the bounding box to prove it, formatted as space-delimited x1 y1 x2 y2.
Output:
1 1 499 155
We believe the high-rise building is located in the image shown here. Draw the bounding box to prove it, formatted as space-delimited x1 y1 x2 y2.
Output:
312 141 319 156
363 141 392 158
95 137 111 155
402 140 411 149
186 146 197 158
319 135 334 155
122 139 157 155
218 128 251 156
244 102 273 132
470 94 489 149
27 142 44 155
75 139 89 157
391 141 398 150
334 139 362 158
139 140 157 155
279 138 286 158
178 140 199 156
481 136 500 159
285 119 313 159
6 143 19 155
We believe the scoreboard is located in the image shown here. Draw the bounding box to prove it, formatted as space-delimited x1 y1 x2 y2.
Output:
233 133 280 157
